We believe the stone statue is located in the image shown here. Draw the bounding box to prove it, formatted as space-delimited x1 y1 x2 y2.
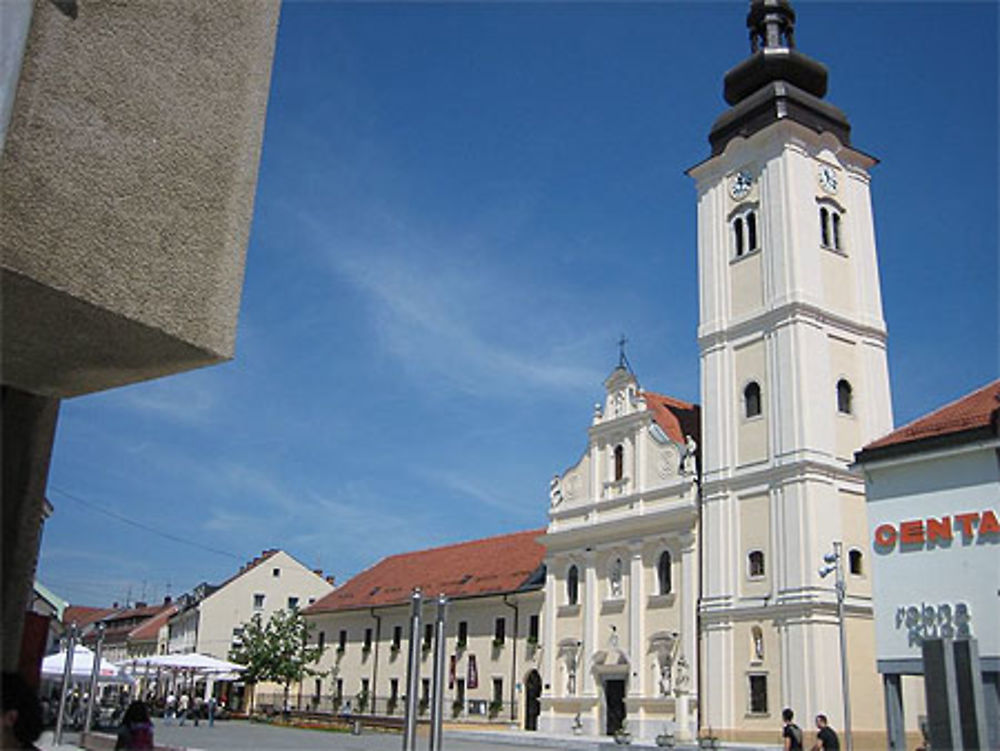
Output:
658 657 673 696
609 558 623 598
680 434 698 475
673 655 690 694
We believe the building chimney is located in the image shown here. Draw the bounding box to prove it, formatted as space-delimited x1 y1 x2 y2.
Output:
135 601 147 609
325 575 336 586
163 596 172 605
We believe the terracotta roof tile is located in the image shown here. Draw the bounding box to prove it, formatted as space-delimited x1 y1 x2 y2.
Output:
305 529 546 615
128 605 177 642
63 605 115 628
861 379 1000 455
641 391 701 445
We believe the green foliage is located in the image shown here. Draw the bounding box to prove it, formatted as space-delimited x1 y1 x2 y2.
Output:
229 608 327 691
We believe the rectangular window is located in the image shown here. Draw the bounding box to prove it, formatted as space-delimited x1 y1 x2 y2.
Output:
421 678 430 704
457 621 468 647
317 631 325 651
287 596 299 610
314 678 322 699
253 593 265 610
528 614 540 642
364 628 372 650
424 623 433 649
392 625 402 650
390 678 399 700
749 674 768 714
361 678 369 696
493 617 505 645
272 567 280 578
335 678 343 702
492 677 503 703
338 629 347 651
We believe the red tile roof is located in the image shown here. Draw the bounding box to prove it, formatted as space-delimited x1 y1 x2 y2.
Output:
305 529 546 614
63 605 115 628
642 391 701 445
860 379 1000 457
128 605 177 642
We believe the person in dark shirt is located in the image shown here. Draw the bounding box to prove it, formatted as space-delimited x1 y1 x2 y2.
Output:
811 714 841 751
782 707 804 751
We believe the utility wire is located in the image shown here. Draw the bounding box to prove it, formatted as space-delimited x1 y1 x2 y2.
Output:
49 485 241 560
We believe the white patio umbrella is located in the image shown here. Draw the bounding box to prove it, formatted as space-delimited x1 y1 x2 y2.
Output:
139 652 245 673
41 645 133 684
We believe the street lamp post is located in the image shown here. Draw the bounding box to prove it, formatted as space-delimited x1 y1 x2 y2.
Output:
819 541 852 751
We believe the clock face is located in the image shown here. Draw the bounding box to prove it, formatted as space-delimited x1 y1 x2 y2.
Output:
819 165 838 194
729 170 753 200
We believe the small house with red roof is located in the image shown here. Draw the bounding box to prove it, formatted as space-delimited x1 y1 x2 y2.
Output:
303 529 546 721
853 379 1000 750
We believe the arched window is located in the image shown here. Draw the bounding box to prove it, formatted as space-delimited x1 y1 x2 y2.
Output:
609 558 624 598
613 444 624 481
748 550 765 578
751 626 764 661
849 549 863 575
744 381 762 418
567 565 579 606
832 212 842 250
657 551 672 595
734 217 745 257
747 211 758 252
819 207 830 247
837 379 853 414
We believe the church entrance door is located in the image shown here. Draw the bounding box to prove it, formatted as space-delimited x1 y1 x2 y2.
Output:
604 678 626 736
524 670 541 731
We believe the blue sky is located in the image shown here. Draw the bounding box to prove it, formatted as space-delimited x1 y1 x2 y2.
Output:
39 2 998 608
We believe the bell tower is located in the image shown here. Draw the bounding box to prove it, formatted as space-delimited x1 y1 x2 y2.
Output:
689 0 892 741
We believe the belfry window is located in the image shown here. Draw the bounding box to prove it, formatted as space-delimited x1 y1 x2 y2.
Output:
567 565 579 606
613 444 624 481
744 381 762 418
836 379 853 414
820 206 843 251
657 551 672 595
732 209 759 258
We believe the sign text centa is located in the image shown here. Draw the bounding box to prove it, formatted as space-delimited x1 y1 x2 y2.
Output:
873 508 1000 550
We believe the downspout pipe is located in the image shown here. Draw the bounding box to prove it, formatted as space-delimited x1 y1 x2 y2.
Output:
502 595 519 725
370 608 381 714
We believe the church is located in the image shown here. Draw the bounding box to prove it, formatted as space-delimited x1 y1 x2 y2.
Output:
306 2 913 746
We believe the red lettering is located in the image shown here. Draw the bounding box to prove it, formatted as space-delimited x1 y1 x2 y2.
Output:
954 513 979 538
900 520 925 545
979 510 1000 536
873 524 897 548
926 516 953 543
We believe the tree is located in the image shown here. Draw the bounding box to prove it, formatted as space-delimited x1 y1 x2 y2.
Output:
229 609 326 714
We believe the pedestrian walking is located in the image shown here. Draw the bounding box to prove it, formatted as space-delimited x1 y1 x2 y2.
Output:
782 708 804 751
177 693 189 726
164 692 175 725
207 696 216 727
811 714 840 751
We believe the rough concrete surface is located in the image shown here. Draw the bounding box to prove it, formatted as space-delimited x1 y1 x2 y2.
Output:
1 0 280 397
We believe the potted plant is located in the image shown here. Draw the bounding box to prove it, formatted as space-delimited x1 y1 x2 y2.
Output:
492 637 505 649
451 698 464 717
614 719 632 745
488 698 504 718
456 636 467 651
656 729 676 748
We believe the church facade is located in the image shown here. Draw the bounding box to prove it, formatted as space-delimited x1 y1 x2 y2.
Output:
304 3 911 746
